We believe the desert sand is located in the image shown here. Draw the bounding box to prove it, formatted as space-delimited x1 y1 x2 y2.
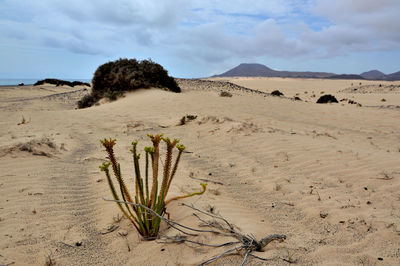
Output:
1 78 399 265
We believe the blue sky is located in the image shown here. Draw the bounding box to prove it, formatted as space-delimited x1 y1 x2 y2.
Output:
0 0 399 79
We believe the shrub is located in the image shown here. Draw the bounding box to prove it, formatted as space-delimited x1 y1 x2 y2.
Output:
77 58 180 108
100 135 206 239
220 91 232 97
77 94 99 109
92 58 180 99
271 90 284 96
34 79 90 87
71 81 91 87
179 114 197 125
316 94 338 104
104 90 124 102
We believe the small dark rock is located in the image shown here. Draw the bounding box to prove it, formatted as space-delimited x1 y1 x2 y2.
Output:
378 257 383 261
18 83 24 86
316 94 338 104
294 96 302 101
364 187 368 190
271 90 284 96
367 201 372 205
75 241 82 247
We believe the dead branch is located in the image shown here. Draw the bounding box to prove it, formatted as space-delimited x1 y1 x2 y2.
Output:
180 203 286 265
103 198 286 265
248 252 280 261
180 203 235 231
193 213 236 236
241 250 251 266
0 262 15 266
100 224 119 235
377 172 394 180
158 235 240 248
200 246 244 265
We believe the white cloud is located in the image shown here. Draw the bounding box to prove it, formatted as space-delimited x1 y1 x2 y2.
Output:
310 0 400 51
0 0 399 77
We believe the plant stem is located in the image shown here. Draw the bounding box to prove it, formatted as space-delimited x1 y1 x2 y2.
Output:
148 134 162 208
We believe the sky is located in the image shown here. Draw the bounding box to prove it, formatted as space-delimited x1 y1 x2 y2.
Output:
0 0 399 79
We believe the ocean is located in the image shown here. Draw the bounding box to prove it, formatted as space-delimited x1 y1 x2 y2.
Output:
0 79 91 86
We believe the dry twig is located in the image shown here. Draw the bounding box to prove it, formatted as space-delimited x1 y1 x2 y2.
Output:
103 199 286 265
189 175 224 185
100 224 119 235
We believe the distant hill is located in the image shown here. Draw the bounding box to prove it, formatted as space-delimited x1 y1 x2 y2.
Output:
328 74 365 80
360 70 386 80
218 63 276 77
215 63 334 78
386 71 400 81
214 63 400 80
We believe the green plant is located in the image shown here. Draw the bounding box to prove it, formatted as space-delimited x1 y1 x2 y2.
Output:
104 90 124 101
77 94 99 109
92 58 180 99
100 134 206 239
179 114 197 125
34 78 90 87
219 91 232 97
78 58 181 108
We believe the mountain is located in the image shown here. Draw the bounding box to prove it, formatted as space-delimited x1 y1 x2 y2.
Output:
218 63 277 77
386 71 400 81
215 63 334 78
360 70 386 80
214 64 400 80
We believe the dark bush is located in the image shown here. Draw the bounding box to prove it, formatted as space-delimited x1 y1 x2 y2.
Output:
91 58 180 99
316 94 338 104
271 90 284 96
104 90 124 102
77 94 99 109
34 79 90 87
220 91 232 97
71 81 91 87
77 58 180 108
180 114 197 125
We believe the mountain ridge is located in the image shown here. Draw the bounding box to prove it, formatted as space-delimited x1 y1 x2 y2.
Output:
214 63 400 81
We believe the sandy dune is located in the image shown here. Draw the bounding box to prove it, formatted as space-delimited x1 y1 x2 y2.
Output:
0 78 399 265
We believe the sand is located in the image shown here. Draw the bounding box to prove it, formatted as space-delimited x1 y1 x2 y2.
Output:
0 78 399 265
